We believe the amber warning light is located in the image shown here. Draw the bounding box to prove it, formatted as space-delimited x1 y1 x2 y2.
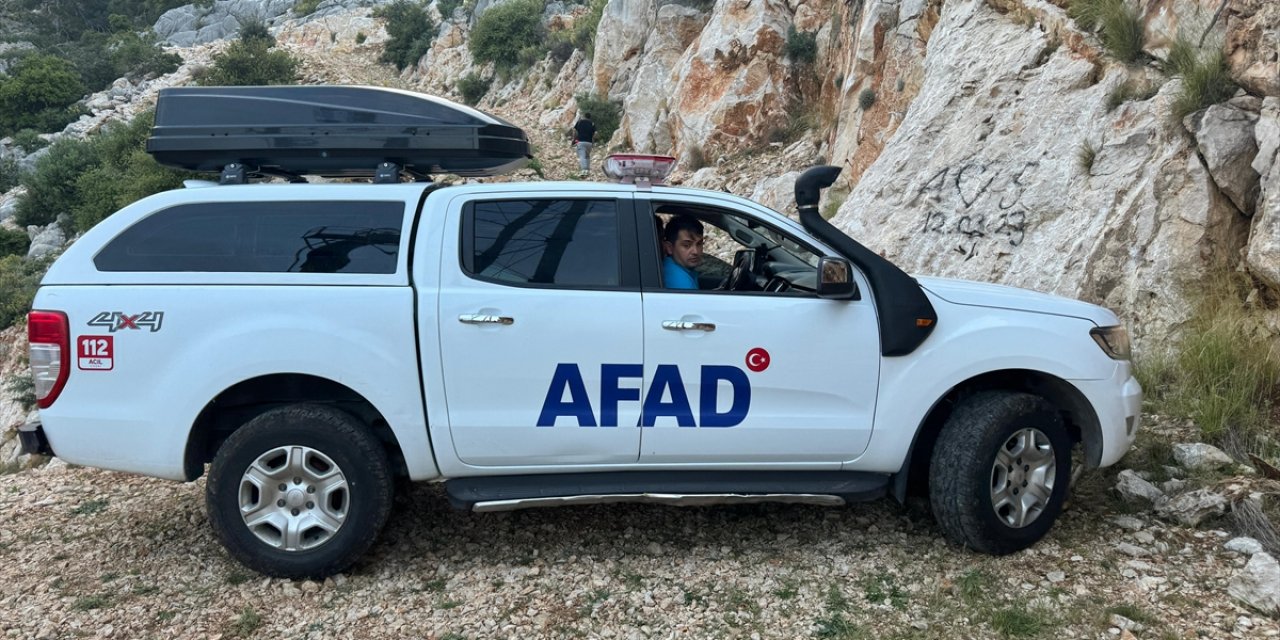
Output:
603 154 676 185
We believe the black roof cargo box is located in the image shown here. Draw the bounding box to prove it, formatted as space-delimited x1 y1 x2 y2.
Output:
146 85 531 179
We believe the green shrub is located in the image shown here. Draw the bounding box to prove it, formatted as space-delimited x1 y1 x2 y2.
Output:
294 0 323 16
470 0 546 72
238 19 275 46
1138 272 1280 441
1097 0 1143 63
15 138 100 228
548 36 575 63
1171 47 1235 119
0 255 53 330
573 93 622 145
1165 35 1198 77
1069 0 1144 63
0 227 30 258
785 26 818 65
0 54 86 138
1075 139 1098 174
457 72 491 105
374 0 437 70
108 31 183 80
355 31 367 44
10 129 46 154
0 157 20 193
5 370 36 412
1067 0 1104 31
16 112 192 234
858 88 876 110
437 0 463 19
194 37 298 86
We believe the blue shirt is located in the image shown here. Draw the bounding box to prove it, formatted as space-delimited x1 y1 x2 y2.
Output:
662 256 698 289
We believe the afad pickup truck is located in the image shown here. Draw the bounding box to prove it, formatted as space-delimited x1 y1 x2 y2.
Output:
20 86 1141 578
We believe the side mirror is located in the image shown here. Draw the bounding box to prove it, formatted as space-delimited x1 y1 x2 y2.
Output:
817 256 858 300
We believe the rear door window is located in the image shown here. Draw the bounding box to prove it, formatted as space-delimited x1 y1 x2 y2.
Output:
461 199 621 288
94 201 404 273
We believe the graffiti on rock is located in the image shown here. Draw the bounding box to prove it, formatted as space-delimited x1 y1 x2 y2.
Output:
907 161 1036 260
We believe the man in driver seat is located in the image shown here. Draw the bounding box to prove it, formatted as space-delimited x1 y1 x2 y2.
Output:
661 215 704 289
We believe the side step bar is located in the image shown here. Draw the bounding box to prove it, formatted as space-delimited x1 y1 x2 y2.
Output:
445 470 890 512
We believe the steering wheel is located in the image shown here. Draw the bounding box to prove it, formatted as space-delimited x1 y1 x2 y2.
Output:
718 250 755 291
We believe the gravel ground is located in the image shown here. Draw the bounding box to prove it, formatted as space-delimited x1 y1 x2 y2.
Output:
1 461 1277 640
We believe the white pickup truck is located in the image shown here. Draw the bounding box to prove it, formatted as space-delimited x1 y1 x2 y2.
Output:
20 86 1140 578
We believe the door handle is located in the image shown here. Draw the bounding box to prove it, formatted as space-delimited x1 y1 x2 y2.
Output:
459 314 514 326
662 320 715 332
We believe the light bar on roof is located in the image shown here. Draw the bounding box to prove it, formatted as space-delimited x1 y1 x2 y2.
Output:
603 154 676 185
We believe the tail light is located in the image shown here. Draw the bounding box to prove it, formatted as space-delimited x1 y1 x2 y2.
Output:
28 310 69 409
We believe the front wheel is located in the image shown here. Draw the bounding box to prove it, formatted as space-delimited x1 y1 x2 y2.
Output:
929 392 1071 555
206 404 394 578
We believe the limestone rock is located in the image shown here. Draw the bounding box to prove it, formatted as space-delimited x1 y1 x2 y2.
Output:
832 0 1249 351
26 223 65 259
1227 552 1280 616
1155 489 1228 526
0 189 24 223
1249 98 1280 290
592 0 658 101
1225 0 1280 97
1185 104 1260 214
154 0 297 47
615 4 708 153
666 0 793 158
1226 537 1264 555
1172 442 1236 471
1115 469 1164 505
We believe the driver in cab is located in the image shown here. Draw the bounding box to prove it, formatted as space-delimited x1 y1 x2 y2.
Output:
661 215 704 289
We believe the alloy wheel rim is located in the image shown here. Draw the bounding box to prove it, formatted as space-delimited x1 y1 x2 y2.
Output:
990 428 1056 528
237 445 349 551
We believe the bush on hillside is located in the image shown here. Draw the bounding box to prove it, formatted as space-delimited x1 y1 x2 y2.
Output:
374 1 437 70
238 19 276 46
194 35 298 86
437 0 463 19
0 156 21 193
1137 272 1280 446
0 227 30 259
1068 0 1144 63
0 255 53 330
457 72 492 105
470 0 546 72
16 112 192 233
785 26 818 65
573 93 622 145
294 0 323 16
1167 36 1235 119
0 54 86 138
51 29 179 92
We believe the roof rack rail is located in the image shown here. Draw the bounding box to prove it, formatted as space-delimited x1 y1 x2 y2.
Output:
146 85 532 183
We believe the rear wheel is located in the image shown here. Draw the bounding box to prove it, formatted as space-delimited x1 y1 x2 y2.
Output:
206 404 393 578
928 392 1071 554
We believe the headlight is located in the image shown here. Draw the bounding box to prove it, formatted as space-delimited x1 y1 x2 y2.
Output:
1090 325 1131 360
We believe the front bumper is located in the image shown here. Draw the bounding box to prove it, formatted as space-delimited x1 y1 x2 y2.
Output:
18 421 54 456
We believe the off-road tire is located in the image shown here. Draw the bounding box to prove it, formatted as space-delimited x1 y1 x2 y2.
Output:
206 404 394 579
929 391 1070 555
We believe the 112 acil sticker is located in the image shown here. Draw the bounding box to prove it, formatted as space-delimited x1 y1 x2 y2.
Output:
77 336 114 371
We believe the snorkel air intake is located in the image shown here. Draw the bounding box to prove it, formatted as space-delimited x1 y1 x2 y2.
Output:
795 166 937 357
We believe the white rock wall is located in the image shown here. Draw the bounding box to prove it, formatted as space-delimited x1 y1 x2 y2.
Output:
830 0 1249 348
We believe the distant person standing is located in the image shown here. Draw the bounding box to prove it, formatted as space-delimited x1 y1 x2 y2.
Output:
571 113 596 177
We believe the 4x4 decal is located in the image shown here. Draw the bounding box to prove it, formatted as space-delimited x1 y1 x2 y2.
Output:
87 311 164 333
